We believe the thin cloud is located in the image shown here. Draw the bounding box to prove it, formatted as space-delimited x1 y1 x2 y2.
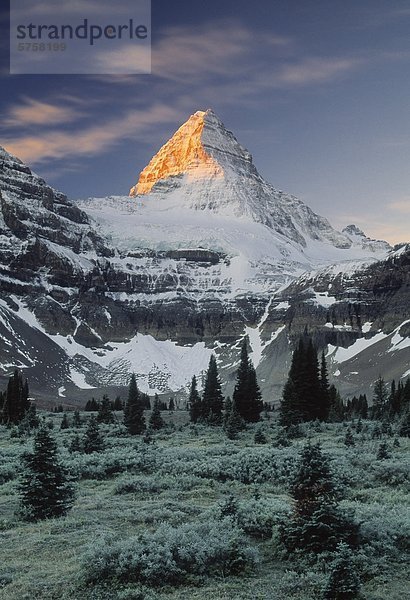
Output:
2 103 182 164
3 98 83 127
275 57 363 86
153 23 292 82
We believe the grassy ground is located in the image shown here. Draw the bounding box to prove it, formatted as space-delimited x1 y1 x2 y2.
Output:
0 411 409 599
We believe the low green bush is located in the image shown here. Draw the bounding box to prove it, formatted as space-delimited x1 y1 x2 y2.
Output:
83 519 258 586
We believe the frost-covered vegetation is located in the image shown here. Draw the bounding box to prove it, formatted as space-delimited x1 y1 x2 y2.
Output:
0 408 409 600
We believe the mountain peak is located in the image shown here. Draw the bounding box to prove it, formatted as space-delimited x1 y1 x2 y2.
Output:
129 109 254 196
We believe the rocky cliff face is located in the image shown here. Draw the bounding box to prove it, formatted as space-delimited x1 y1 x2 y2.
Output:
0 110 408 405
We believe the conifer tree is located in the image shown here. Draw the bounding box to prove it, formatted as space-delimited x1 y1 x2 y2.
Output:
188 375 203 423
85 398 99 411
19 426 74 520
280 338 325 425
83 415 105 453
254 427 267 444
319 350 331 421
2 369 30 424
113 396 123 411
69 433 82 453
149 394 165 430
328 385 345 422
376 441 389 460
18 405 39 434
124 374 145 434
223 398 245 439
279 442 359 554
323 542 361 599
97 394 114 424
73 410 82 428
344 428 355 447
372 375 389 419
232 339 263 422
60 413 70 430
399 409 410 437
202 355 224 424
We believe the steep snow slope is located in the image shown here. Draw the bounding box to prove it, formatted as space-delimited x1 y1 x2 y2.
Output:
79 109 390 298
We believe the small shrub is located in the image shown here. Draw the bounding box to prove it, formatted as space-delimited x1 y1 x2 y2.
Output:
0 464 15 484
83 519 258 586
254 428 267 444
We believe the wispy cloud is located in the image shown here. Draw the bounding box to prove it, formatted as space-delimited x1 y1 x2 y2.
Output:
275 57 363 86
2 103 182 164
3 97 83 127
0 20 374 167
153 23 292 82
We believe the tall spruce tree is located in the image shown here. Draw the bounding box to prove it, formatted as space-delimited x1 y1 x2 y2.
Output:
188 375 203 423
223 397 245 439
319 350 331 421
372 375 389 419
124 373 145 434
2 369 30 425
279 442 359 555
83 415 105 454
232 339 263 422
280 338 327 426
202 355 224 424
97 394 114 424
149 394 165 430
19 426 74 520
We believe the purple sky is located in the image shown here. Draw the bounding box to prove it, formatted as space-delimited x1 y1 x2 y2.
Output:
1 0 410 244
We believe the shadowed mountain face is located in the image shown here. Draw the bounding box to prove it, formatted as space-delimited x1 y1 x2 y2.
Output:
0 110 408 405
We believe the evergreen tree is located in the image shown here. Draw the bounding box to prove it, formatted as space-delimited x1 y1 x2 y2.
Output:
254 427 267 444
97 394 114 424
279 442 359 555
280 338 325 425
2 369 30 424
328 385 345 422
168 397 175 412
188 375 202 423
60 413 70 430
19 426 74 520
399 409 410 437
124 374 145 434
85 398 99 411
18 405 40 434
376 441 390 460
344 428 355 447
69 434 82 453
319 350 331 420
73 410 82 428
232 339 263 422
223 398 245 439
323 542 361 599
149 394 165 430
202 355 224 424
372 376 389 420
113 396 123 411
83 416 105 453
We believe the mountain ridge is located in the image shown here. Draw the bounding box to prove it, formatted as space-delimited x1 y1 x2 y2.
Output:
0 109 408 403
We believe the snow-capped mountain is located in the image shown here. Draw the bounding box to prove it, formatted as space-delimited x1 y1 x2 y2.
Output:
0 110 408 405
79 109 390 299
